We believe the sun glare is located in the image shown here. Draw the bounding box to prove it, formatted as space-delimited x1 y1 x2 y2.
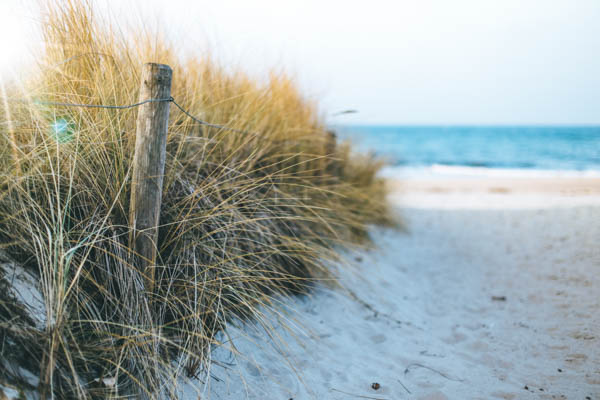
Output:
0 2 35 77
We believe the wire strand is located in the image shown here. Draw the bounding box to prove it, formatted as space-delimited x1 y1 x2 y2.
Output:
10 96 253 135
169 98 250 134
32 97 172 110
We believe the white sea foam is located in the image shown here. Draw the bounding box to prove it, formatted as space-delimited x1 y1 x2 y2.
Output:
378 164 600 179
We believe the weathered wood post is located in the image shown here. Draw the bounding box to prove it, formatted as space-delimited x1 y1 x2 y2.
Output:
130 63 172 292
325 130 338 176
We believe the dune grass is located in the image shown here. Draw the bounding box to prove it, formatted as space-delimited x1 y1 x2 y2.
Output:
0 0 392 398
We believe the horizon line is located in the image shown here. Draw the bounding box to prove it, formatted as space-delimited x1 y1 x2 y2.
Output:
332 122 600 128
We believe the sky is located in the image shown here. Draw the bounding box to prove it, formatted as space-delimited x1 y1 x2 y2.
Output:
1 0 600 125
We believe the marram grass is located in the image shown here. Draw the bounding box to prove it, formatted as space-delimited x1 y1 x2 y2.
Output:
0 1 392 398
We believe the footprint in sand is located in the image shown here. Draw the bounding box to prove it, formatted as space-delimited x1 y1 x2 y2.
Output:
370 334 386 344
442 332 468 345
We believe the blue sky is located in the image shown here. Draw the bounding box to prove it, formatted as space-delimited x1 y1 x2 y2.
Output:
2 0 600 125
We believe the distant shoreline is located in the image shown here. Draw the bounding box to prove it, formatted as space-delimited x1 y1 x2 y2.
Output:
379 165 600 180
386 172 600 209
388 176 600 194
337 123 600 128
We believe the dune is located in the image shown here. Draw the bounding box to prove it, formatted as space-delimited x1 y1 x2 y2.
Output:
180 176 600 399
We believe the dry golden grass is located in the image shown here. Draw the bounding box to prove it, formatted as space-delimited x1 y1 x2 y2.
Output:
0 0 392 398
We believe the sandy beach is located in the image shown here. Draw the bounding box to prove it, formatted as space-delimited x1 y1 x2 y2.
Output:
182 176 600 400
389 174 600 209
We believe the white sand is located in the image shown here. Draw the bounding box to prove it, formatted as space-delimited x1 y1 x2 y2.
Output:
181 178 600 399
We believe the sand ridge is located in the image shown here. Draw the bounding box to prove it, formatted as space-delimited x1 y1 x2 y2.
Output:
180 182 600 399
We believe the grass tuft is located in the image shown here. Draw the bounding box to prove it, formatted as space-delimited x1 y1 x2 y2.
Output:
0 0 393 398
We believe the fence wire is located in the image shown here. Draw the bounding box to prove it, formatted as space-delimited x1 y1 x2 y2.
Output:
10 96 253 135
32 97 172 110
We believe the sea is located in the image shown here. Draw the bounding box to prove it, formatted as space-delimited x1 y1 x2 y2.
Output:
336 125 600 179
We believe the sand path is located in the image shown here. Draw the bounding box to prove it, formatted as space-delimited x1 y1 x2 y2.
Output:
186 191 600 399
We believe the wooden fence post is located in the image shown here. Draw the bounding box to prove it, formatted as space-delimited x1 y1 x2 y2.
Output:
325 130 338 175
130 63 172 292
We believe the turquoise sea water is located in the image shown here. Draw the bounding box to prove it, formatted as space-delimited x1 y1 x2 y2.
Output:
337 125 600 173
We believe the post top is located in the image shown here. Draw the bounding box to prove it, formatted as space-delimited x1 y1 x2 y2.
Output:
143 62 172 72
